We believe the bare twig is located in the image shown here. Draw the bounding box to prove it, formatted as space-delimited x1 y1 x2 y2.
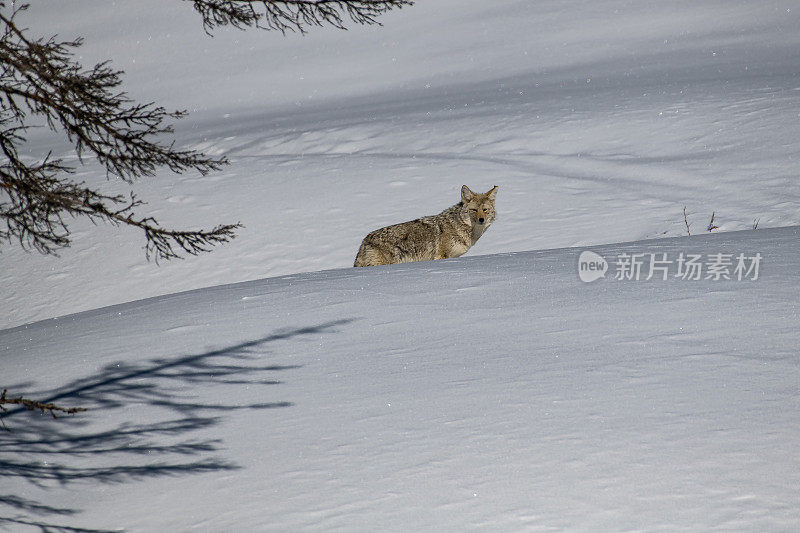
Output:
0 388 88 430
752 217 760 230
683 206 691 236
706 211 719 232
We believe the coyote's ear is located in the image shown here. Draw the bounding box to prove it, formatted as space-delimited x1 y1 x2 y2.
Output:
486 185 498 201
461 185 475 203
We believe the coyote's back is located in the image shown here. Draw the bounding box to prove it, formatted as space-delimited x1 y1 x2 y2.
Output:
354 185 498 267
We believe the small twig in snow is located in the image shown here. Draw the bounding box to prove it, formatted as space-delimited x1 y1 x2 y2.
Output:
706 211 719 232
0 388 88 430
683 206 691 236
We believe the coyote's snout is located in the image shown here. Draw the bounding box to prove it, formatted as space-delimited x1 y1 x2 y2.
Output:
354 185 498 267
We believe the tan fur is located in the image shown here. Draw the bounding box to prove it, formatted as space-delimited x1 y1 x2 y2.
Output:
354 185 498 267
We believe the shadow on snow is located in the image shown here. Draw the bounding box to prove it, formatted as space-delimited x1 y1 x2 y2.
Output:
0 318 355 532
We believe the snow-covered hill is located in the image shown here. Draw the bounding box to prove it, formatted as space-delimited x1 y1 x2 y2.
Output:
3 0 800 329
2 227 799 531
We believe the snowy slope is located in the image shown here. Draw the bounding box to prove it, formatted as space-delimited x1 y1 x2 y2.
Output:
2 227 798 531
3 0 800 329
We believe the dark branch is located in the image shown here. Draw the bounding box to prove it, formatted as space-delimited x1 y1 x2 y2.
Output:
0 3 239 260
0 6 226 182
0 1 412 260
1 388 88 430
189 0 413 34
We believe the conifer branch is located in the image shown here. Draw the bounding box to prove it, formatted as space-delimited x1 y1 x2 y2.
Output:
189 0 412 34
0 2 238 260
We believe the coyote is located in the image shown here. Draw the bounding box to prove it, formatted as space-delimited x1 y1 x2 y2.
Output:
354 185 498 267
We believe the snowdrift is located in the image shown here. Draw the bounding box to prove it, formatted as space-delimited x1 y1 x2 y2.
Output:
3 0 800 329
3 227 798 531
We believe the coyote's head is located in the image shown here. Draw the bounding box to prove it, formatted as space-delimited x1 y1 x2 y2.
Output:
461 185 498 228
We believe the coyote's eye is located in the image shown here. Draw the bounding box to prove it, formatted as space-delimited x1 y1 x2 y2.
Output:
470 208 478 212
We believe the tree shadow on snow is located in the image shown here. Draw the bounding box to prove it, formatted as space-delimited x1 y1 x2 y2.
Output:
0 318 355 532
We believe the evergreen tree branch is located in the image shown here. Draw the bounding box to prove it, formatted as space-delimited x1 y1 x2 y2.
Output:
0 0 412 260
189 0 413 34
0 2 239 260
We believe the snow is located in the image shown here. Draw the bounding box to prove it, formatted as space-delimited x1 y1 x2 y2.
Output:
3 0 800 329
2 0 800 530
3 228 799 531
